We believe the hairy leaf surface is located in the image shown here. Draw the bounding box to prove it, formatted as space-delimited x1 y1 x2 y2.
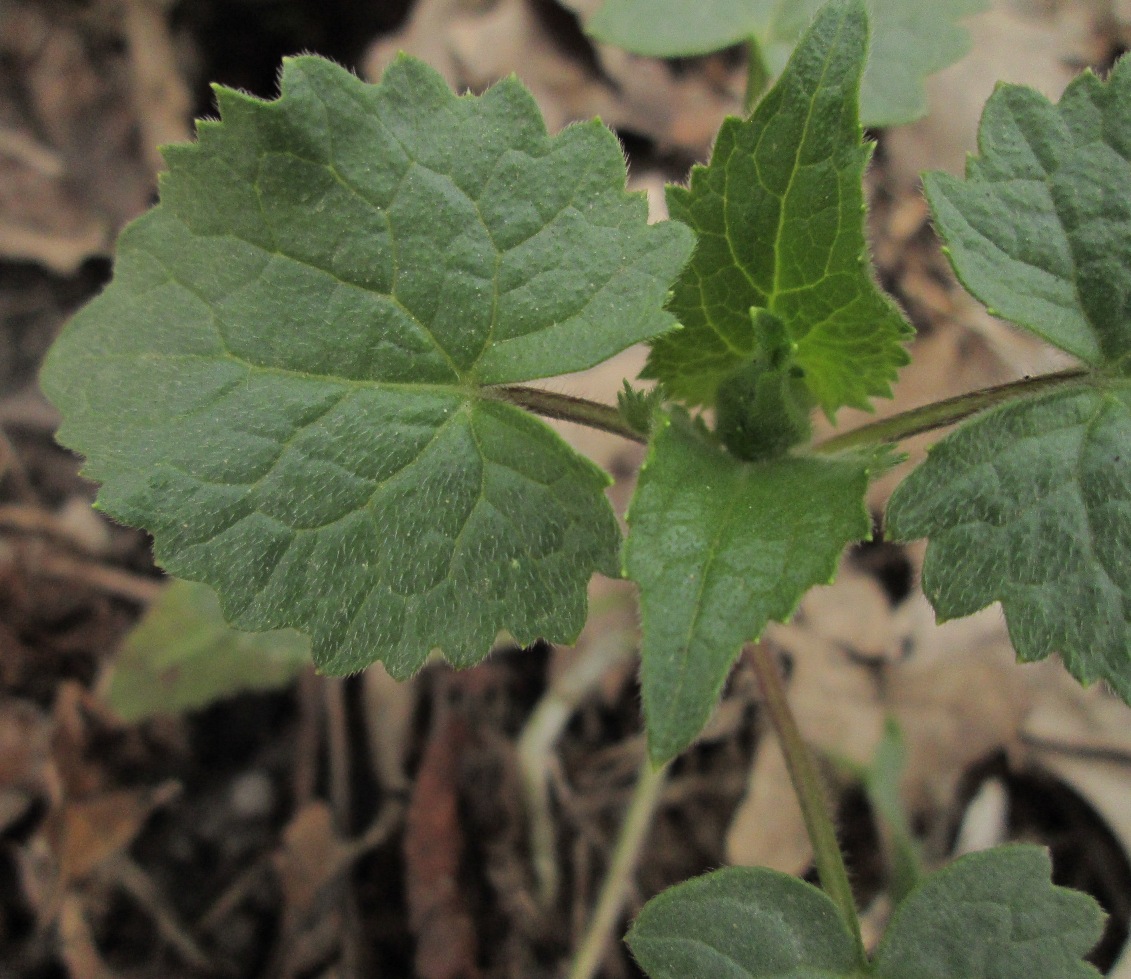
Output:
626 866 863 978
627 847 1101 979
872 845 1104 978
41 55 693 676
642 0 911 415
892 58 1131 701
926 56 1131 365
887 382 1131 700
108 579 309 721
625 411 875 763
588 0 985 126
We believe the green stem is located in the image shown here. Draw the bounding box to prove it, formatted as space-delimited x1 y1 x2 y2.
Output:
518 626 638 908
749 643 866 964
814 367 1090 455
495 369 1092 460
745 36 770 113
488 385 644 444
567 757 669 979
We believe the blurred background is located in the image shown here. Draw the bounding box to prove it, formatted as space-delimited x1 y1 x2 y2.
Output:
2 1 1131 976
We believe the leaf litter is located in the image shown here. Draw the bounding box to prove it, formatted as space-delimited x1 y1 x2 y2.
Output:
2 0 1131 976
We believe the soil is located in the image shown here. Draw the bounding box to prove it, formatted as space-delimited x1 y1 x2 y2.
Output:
1 1 1130 977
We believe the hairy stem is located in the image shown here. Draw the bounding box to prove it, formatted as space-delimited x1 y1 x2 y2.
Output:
495 370 1093 460
749 643 866 964
567 757 668 979
814 367 1090 455
488 385 645 444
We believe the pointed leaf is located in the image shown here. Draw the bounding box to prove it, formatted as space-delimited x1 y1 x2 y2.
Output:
887 382 1131 701
41 55 694 676
926 56 1131 367
626 866 863 978
872 845 1104 978
588 0 985 126
642 0 911 415
625 411 875 763
108 579 309 721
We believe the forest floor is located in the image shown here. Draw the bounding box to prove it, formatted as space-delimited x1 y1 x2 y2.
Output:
3 1 1131 977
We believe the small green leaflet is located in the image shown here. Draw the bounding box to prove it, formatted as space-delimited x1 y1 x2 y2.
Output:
42 55 693 677
624 411 876 763
627 846 1102 979
925 57 1131 366
108 579 309 721
887 383 1131 700
642 0 912 415
626 866 863 978
871 845 1104 978
859 719 923 904
616 381 665 437
889 59 1131 702
587 0 986 126
714 311 816 461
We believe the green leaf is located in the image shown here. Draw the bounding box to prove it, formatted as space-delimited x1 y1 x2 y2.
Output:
714 311 815 461
886 381 1131 701
626 866 863 978
589 0 770 59
872 844 1104 978
926 56 1131 367
628 847 1102 979
41 54 694 677
642 0 911 415
107 579 309 722
861 719 923 903
587 0 986 126
617 381 665 436
624 411 875 763
891 61 1131 704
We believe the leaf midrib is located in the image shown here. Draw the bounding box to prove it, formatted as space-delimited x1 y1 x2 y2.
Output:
769 7 851 307
76 350 485 399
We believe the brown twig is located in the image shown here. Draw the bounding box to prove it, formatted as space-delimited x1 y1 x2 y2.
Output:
31 551 163 604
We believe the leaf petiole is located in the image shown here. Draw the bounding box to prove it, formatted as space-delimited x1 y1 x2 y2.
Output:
749 642 867 965
814 367 1091 455
495 369 1096 466
567 756 670 979
489 384 646 444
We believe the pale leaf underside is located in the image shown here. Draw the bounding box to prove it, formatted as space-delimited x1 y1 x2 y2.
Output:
108 579 309 721
588 0 986 126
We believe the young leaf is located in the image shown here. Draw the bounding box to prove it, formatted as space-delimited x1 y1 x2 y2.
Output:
41 55 694 677
714 311 816 461
108 579 309 722
886 383 1131 701
925 56 1131 366
617 381 665 437
872 845 1104 978
587 0 985 126
626 866 864 978
624 411 876 763
890 59 1131 701
642 0 912 415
